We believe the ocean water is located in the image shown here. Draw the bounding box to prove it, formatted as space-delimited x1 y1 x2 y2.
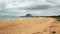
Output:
0 16 38 20
0 16 20 20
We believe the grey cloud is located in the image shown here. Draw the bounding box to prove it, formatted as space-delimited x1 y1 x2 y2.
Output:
46 0 55 4
22 5 52 10
57 5 60 8
0 0 60 17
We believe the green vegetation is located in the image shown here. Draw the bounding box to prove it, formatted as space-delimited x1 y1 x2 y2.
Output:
47 16 60 21
40 15 60 21
55 17 60 21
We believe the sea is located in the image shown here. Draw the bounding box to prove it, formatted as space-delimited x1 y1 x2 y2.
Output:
0 16 20 20
0 16 38 20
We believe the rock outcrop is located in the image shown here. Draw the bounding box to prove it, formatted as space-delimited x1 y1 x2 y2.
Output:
25 13 32 17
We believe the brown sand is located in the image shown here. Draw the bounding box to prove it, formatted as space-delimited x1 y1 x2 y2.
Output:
0 17 60 34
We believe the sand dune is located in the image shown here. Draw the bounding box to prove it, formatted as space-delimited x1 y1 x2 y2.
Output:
0 17 60 34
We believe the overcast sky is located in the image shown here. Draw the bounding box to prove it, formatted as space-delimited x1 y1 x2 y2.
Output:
0 0 60 16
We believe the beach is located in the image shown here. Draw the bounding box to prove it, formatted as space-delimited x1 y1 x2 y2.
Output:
0 17 60 34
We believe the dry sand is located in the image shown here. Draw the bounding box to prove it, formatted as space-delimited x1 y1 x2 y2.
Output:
0 17 60 34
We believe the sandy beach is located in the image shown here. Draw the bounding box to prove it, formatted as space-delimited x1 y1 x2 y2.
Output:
0 17 60 34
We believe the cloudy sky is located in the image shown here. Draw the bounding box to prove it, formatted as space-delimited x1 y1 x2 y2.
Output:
0 0 60 16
